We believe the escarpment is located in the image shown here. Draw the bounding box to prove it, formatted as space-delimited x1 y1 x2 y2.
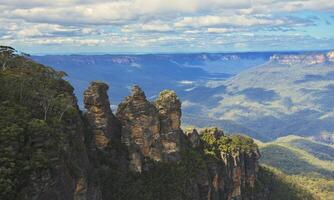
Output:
270 51 334 66
185 128 261 200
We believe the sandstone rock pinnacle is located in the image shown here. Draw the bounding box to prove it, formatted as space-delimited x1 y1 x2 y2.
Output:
155 90 183 161
84 81 120 150
116 85 163 172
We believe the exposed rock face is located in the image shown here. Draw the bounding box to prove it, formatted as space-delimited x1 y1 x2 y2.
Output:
184 128 260 200
185 129 202 149
222 151 260 200
270 52 334 66
155 90 183 161
116 86 163 172
84 82 120 150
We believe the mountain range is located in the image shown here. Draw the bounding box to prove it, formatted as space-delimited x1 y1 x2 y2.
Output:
33 51 334 141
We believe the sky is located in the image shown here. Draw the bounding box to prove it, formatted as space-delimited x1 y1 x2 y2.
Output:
0 0 334 54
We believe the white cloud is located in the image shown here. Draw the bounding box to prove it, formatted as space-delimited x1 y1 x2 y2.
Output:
175 15 286 28
0 0 333 51
122 22 173 32
207 28 233 33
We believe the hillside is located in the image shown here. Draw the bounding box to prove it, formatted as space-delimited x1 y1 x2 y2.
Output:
207 52 334 140
258 135 334 199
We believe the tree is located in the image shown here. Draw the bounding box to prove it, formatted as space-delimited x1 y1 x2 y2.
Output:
55 94 74 121
0 46 18 71
35 80 58 121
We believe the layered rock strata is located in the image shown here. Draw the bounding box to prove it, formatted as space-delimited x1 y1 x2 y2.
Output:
270 51 334 66
83 82 120 150
116 86 183 171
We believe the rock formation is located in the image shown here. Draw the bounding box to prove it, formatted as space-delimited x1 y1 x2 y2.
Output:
182 128 261 200
84 81 121 150
81 83 261 199
185 128 202 149
116 87 184 171
116 85 163 171
155 90 183 161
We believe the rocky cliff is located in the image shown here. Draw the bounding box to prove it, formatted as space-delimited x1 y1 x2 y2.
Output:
84 82 121 150
270 51 334 66
183 128 260 200
114 86 183 172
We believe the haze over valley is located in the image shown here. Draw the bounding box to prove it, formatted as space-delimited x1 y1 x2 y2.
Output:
34 51 334 141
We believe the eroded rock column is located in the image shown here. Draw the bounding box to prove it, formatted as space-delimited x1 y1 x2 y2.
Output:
84 81 120 150
155 90 183 161
116 85 163 172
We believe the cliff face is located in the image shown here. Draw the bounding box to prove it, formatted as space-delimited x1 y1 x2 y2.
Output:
116 85 163 172
269 51 334 66
154 90 183 162
83 82 121 150
184 128 260 200
115 86 183 172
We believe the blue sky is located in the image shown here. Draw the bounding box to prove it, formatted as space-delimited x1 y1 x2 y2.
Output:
0 0 333 54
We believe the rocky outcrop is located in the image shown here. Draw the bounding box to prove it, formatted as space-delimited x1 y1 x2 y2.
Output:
183 128 260 200
116 87 184 171
116 85 163 172
185 128 202 149
222 151 260 200
155 90 183 161
270 51 334 66
84 82 121 150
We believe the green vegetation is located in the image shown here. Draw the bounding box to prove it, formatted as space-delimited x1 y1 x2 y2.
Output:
258 135 334 199
0 46 82 199
100 127 261 200
200 127 258 158
101 146 206 200
255 166 316 200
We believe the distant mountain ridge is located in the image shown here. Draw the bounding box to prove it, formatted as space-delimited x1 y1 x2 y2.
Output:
33 50 334 141
270 51 334 65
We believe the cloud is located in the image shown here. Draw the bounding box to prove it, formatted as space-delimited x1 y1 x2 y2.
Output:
174 15 287 28
0 0 333 52
207 28 234 33
122 22 174 32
